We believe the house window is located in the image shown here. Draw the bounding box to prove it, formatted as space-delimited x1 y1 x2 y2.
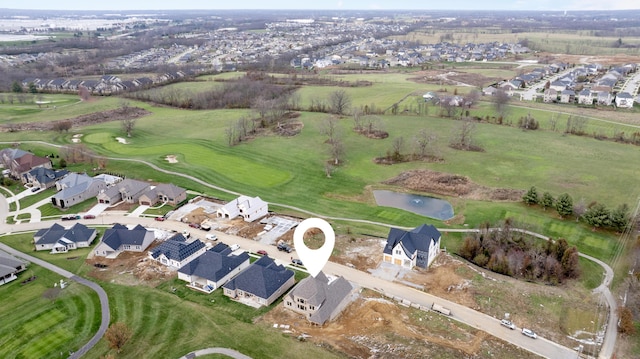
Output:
394 249 402 255
309 306 315 311
297 298 305 304
297 304 306 311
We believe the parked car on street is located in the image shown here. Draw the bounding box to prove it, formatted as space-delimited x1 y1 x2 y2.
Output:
500 319 516 330
61 214 80 221
291 258 303 266
154 216 165 221
521 328 537 339
189 223 200 229
229 244 240 251
31 187 41 192
277 242 293 253
257 250 268 256
83 214 95 219
205 234 218 241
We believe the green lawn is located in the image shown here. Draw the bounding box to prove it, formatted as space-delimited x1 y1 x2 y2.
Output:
0 264 100 359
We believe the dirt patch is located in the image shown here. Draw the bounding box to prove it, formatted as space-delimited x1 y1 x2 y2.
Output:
0 106 151 132
331 236 384 272
260 290 536 359
408 70 503 88
86 248 174 286
383 169 525 201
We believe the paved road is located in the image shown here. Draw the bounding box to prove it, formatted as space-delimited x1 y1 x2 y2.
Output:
177 347 253 359
0 140 617 358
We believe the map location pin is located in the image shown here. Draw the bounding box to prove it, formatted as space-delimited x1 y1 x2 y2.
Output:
293 218 335 277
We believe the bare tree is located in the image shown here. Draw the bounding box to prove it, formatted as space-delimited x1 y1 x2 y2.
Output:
321 116 339 144
329 89 351 115
573 197 587 222
225 124 238 146
450 119 481 151
390 136 405 162
494 89 510 117
105 322 132 353
352 108 363 131
122 118 136 138
413 129 438 159
78 85 91 101
329 138 345 165
463 89 481 108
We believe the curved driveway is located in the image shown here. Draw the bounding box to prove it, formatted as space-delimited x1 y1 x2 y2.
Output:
0 140 617 358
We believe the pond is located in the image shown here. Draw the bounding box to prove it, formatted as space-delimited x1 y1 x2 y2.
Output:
373 190 454 220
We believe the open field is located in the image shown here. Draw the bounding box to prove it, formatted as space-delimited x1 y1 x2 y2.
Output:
0 262 100 359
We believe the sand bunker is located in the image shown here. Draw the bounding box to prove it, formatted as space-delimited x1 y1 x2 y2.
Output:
72 134 83 143
165 155 178 163
115 137 129 144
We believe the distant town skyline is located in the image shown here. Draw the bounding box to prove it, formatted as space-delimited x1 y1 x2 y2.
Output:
5 0 640 11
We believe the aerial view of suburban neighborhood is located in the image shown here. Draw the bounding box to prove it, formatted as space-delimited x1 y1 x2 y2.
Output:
1 1 640 358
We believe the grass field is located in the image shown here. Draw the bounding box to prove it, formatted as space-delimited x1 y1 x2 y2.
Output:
0 263 100 359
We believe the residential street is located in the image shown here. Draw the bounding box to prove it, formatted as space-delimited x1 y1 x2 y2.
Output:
0 185 616 359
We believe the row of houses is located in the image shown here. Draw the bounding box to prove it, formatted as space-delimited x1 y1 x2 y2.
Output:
49 173 187 209
20 70 193 95
486 62 638 108
32 218 353 325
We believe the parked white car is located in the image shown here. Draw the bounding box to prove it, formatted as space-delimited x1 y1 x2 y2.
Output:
205 234 218 241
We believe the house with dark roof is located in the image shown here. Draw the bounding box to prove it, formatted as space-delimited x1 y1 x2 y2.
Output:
94 223 155 257
97 178 150 204
383 224 441 269
23 167 68 189
33 223 97 253
223 256 295 307
0 250 28 286
138 183 187 206
0 150 52 180
52 173 107 208
149 234 206 269
283 271 354 325
178 243 250 293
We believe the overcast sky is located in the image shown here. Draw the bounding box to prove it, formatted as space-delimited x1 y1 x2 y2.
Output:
6 0 640 11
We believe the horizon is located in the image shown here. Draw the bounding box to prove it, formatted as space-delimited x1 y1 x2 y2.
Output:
3 0 640 12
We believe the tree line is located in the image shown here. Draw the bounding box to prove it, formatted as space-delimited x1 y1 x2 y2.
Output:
460 219 580 285
522 186 637 232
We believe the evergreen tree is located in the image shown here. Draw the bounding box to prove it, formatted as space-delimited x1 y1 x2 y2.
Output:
584 203 611 229
523 186 539 205
11 81 23 93
555 193 573 218
541 192 555 211
609 203 630 232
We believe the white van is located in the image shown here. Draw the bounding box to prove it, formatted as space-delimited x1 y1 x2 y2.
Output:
229 244 240 251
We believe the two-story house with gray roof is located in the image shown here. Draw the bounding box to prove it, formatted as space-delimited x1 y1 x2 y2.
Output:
382 224 441 269
223 256 295 307
149 234 206 269
33 223 97 253
94 223 155 258
283 271 354 325
178 243 250 293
